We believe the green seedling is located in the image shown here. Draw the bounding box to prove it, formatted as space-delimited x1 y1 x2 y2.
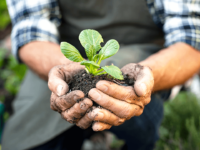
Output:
60 29 124 80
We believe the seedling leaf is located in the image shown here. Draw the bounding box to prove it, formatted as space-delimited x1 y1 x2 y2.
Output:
102 65 124 80
98 39 119 62
80 60 100 68
61 42 84 62
84 44 94 60
79 29 103 60
93 54 99 63
61 29 124 80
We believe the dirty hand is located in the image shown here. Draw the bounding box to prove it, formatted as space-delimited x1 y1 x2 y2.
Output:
84 63 154 131
48 62 93 124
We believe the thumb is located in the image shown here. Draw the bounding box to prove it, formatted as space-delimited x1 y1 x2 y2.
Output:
134 66 154 97
48 65 70 96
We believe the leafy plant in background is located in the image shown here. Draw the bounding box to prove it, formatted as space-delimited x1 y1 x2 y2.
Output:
61 29 124 80
155 92 200 150
0 48 27 95
0 48 27 123
0 0 10 30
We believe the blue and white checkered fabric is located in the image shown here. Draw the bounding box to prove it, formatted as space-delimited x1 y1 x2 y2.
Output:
146 0 200 50
6 0 61 60
6 0 200 61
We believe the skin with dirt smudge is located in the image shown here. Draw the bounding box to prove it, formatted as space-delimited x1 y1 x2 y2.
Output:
19 41 200 131
49 63 153 130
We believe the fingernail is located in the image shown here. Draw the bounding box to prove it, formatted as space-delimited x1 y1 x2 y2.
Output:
93 124 102 131
96 112 104 120
139 83 147 95
99 84 108 92
80 102 87 110
57 85 63 96
73 95 80 101
88 111 95 119
96 124 102 131
90 90 101 101
88 113 92 119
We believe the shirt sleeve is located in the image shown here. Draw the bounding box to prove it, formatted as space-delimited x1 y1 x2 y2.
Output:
6 0 61 61
146 0 200 50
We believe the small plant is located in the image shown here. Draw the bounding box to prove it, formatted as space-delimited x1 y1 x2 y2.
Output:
61 29 124 80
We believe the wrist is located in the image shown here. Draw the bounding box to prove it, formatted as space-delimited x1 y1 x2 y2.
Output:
19 41 73 80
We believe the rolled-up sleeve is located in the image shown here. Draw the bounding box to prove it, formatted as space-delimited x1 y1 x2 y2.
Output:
6 0 61 61
146 0 200 50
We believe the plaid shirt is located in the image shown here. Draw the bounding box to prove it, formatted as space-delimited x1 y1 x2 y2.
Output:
6 0 200 60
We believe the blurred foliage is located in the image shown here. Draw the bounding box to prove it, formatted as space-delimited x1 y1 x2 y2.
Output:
0 50 7 68
0 48 27 124
155 92 200 150
0 97 4 103
0 0 10 30
0 48 27 95
110 134 125 150
3 111 9 122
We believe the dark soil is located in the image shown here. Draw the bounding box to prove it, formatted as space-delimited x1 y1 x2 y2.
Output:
69 70 134 99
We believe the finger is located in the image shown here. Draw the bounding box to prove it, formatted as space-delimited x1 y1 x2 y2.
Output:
134 66 154 97
48 65 71 96
96 80 138 103
50 92 58 111
121 64 154 97
144 96 151 106
54 90 84 112
92 122 112 131
76 106 96 129
48 63 84 97
89 108 125 126
89 88 143 118
61 98 93 123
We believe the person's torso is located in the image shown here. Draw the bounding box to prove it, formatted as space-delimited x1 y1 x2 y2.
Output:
58 0 164 58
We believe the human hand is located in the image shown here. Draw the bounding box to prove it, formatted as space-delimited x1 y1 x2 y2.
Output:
48 62 93 124
85 63 154 131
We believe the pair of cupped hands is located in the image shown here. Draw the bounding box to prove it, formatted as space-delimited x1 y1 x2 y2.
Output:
48 62 154 131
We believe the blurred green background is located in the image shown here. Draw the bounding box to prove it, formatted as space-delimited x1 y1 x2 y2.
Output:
155 92 200 150
0 0 10 30
0 0 27 143
0 0 200 149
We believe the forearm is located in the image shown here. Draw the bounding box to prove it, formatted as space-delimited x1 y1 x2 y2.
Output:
19 41 72 80
139 42 200 92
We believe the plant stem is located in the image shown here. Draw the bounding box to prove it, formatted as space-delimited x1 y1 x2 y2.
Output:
85 68 89 74
90 64 93 74
95 72 107 76
93 68 104 75
97 56 102 65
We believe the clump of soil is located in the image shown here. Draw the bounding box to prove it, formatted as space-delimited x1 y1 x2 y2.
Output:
69 70 135 98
